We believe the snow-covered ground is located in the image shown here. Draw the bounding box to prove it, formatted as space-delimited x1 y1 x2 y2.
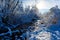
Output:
25 19 60 40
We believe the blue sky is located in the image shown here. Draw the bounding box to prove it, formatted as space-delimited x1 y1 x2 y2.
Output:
20 0 60 9
20 0 60 13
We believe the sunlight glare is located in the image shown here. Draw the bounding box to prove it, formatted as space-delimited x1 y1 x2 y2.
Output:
36 1 47 9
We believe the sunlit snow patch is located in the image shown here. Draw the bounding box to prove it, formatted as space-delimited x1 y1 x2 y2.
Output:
36 31 51 40
28 30 51 40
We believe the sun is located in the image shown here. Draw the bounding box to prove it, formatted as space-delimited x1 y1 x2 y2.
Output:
36 1 47 9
